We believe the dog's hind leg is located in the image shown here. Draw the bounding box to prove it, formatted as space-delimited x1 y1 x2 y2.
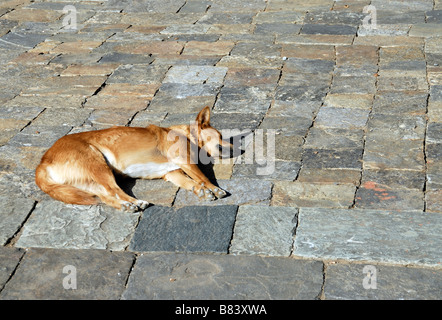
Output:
85 146 149 211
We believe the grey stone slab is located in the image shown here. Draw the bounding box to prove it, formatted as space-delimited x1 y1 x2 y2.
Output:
0 196 35 245
7 125 72 148
0 247 24 290
0 248 134 300
16 201 140 251
324 263 442 300
355 186 424 211
427 122 442 144
163 66 228 85
255 23 302 35
210 112 264 130
157 83 221 99
358 24 410 36
284 58 335 74
361 169 426 190
173 179 272 207
304 128 365 150
304 11 365 26
302 148 364 169
367 114 426 140
293 208 442 267
373 91 428 115
106 64 169 84
259 116 313 136
122 253 324 299
99 52 154 65
123 0 186 13
315 107 370 130
129 205 237 253
301 24 357 35
230 205 297 256
198 12 255 24
330 76 376 94
160 24 211 35
0 32 48 49
233 161 301 181
275 85 329 102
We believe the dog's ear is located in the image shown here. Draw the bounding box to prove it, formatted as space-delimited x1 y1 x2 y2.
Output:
196 106 211 127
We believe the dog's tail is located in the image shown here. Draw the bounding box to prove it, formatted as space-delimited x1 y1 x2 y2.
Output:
35 163 99 205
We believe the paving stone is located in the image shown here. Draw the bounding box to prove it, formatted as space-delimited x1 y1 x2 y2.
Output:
358 24 411 37
210 112 264 130
126 179 178 207
315 107 370 129
367 114 426 140
174 179 272 207
254 23 302 36
409 23 442 37
0 32 48 49
279 72 332 87
330 76 376 94
304 11 365 25
122 0 186 13
7 125 72 148
277 34 354 45
324 263 442 300
16 201 140 251
272 181 356 208
254 11 305 24
215 86 273 113
267 100 321 119
163 66 227 85
0 196 35 245
129 205 238 253
426 190 442 213
0 246 24 290
302 24 357 35
304 127 364 150
293 208 442 267
284 57 335 74
361 169 426 190
355 182 424 211
377 75 428 92
230 205 297 257
209 0 267 13
183 40 235 56
107 64 169 84
373 91 428 115
233 161 301 181
98 52 153 65
353 35 424 47
0 248 134 300
297 168 361 185
281 44 335 60
302 148 364 169
122 252 324 299
275 85 329 102
223 68 281 87
363 138 425 171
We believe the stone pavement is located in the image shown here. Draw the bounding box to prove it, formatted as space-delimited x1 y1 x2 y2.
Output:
0 0 441 301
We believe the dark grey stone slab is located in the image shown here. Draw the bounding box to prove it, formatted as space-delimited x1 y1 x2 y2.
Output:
304 128 365 150
99 52 154 65
0 196 35 245
129 205 238 253
0 32 47 49
255 23 302 35
0 248 134 300
233 160 301 181
324 263 442 300
294 208 442 267
122 253 324 299
275 85 329 102
373 91 428 115
302 148 364 169
0 247 24 290
301 24 357 35
284 58 335 74
426 10 442 23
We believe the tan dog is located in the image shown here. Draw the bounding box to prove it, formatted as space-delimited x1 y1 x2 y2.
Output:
35 107 233 211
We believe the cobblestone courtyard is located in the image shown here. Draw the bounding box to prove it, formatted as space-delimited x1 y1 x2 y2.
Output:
0 0 441 300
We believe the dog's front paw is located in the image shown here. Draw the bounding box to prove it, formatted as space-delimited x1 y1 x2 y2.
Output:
212 187 227 199
121 201 139 212
136 200 150 210
193 183 215 201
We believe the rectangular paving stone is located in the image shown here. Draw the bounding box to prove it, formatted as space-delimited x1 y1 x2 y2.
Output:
297 168 361 185
324 263 442 300
315 107 370 129
373 91 428 115
301 24 357 35
16 201 140 251
7 125 72 148
232 160 301 181
0 247 24 291
0 248 134 300
230 205 297 257
302 148 364 169
0 196 35 245
272 181 356 208
122 253 324 299
129 205 238 253
174 179 272 207
304 127 365 150
163 66 228 85
293 208 442 267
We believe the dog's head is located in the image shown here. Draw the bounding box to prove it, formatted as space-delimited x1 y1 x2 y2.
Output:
194 106 234 158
